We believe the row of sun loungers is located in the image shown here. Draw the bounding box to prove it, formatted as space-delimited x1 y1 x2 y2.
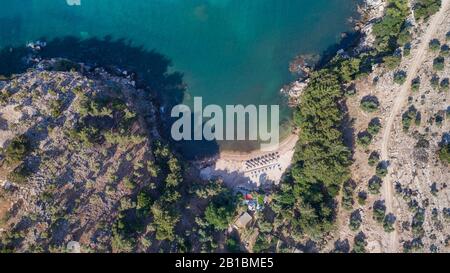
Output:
245 152 280 170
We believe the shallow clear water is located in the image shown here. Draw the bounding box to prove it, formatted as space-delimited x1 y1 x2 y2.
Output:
0 0 356 156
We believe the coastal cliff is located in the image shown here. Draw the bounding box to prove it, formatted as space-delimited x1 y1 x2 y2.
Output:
0 59 185 252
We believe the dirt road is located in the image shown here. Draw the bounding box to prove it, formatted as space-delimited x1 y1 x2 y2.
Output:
380 0 450 252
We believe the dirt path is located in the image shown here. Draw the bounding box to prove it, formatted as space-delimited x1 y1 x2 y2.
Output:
380 0 450 252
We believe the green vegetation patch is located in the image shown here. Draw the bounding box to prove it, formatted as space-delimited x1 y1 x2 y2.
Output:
70 94 143 147
342 180 356 211
273 71 351 238
7 163 32 184
440 78 449 92
357 132 373 148
360 96 380 113
4 135 32 165
383 55 402 70
402 105 420 131
204 187 238 231
414 0 442 20
440 44 450 57
431 74 440 89
373 200 387 223
368 151 381 167
411 77 421 92
394 70 407 84
376 162 389 178
368 176 383 194
372 0 410 52
439 142 450 164
433 56 445 71
429 39 442 52
353 232 367 253
368 118 382 135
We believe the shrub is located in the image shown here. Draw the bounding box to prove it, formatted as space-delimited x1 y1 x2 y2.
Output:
372 0 410 52
440 44 450 57
68 125 101 147
342 180 356 211
368 118 382 135
368 151 381 167
435 113 444 126
383 213 396 233
402 106 419 131
357 191 368 206
49 99 64 118
433 56 445 71
349 210 362 231
204 190 236 231
383 55 402 70
447 31 450 41
411 77 421 92
204 204 234 231
136 192 152 215
376 162 389 178
439 143 450 164
4 135 31 165
357 132 373 148
414 0 442 20
7 163 32 184
415 111 422 126
443 208 450 220
431 75 440 89
429 38 441 52
122 177 135 190
0 89 12 104
403 238 424 253
353 232 367 253
111 228 135 253
336 57 362 83
226 238 242 253
440 78 450 91
397 29 412 46
146 161 160 178
403 43 412 56
373 200 387 223
253 234 272 253
344 84 357 97
394 70 407 84
360 96 380 113
369 176 383 194
150 203 179 242
412 209 425 236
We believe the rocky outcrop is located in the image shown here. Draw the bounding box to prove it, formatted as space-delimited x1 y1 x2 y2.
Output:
0 59 163 252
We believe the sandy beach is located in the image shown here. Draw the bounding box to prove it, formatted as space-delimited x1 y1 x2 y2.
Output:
200 133 299 189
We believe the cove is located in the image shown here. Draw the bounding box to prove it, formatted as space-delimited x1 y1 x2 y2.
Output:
0 0 357 156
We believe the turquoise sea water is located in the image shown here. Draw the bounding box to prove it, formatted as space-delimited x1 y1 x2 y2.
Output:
0 0 357 155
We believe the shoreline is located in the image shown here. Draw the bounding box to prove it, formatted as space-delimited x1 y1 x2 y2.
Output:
219 132 299 161
210 0 386 160
196 0 389 190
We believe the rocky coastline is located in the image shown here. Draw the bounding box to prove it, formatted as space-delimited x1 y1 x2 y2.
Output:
281 0 387 105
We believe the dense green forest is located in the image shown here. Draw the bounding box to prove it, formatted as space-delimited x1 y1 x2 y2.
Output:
272 71 351 239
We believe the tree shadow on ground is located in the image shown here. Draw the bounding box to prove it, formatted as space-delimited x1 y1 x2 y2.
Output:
0 36 219 160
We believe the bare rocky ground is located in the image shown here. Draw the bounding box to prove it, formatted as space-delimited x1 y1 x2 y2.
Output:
0 60 162 252
334 7 450 253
